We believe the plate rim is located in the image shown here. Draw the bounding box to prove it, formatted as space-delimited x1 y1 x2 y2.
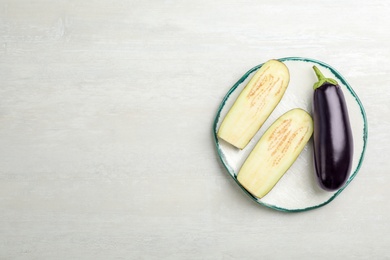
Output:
212 57 368 212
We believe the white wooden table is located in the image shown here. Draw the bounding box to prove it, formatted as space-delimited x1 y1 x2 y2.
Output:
1 1 389 259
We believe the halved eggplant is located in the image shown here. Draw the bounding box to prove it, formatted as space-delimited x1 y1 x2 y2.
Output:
237 108 313 199
217 59 290 149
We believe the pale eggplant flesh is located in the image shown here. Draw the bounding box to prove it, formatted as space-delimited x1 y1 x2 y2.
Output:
237 108 313 199
218 59 290 149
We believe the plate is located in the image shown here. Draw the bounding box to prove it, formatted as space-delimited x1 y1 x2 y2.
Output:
213 57 367 212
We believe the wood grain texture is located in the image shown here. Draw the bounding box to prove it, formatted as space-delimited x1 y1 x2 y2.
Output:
0 0 389 259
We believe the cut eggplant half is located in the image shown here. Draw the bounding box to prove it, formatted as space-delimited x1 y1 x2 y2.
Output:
217 59 290 149
237 108 313 199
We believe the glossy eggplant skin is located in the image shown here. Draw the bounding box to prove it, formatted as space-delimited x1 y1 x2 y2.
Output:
313 83 353 191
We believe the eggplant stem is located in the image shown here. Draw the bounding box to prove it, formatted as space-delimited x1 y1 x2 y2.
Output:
312 66 338 90
313 66 325 81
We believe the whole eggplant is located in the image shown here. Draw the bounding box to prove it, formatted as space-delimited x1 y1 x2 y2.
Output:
312 66 353 191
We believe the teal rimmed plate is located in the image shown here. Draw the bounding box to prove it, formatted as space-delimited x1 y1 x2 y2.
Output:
213 57 367 212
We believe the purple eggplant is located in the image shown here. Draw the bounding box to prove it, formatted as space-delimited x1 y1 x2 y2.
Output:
312 66 353 191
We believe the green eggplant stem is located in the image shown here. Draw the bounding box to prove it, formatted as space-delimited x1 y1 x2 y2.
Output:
312 65 338 90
